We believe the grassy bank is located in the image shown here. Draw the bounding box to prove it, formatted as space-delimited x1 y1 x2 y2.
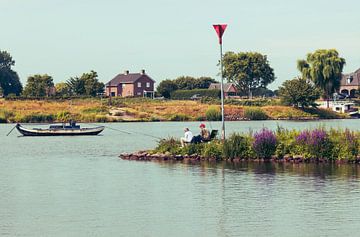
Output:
147 127 360 162
0 97 346 123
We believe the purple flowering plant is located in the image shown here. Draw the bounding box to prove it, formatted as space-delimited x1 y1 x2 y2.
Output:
253 128 277 159
295 129 332 159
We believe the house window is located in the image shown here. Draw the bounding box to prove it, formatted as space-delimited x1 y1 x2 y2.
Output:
137 82 141 88
146 82 150 88
122 84 126 88
137 92 141 96
111 92 115 97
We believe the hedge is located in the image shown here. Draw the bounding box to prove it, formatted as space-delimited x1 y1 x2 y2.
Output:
171 89 220 100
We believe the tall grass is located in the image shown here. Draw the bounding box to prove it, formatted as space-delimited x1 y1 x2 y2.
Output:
205 106 221 121
244 107 268 120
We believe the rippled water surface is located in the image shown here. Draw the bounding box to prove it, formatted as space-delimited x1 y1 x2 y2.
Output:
1 120 360 237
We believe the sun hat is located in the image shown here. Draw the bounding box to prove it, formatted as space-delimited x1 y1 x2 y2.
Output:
199 123 205 128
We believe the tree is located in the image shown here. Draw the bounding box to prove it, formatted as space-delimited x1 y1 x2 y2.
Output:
66 70 104 96
173 76 217 90
156 79 178 98
222 51 275 98
67 77 85 95
55 82 71 97
278 77 321 108
22 74 54 97
82 71 104 96
0 50 22 96
194 77 217 89
174 76 197 90
297 49 346 107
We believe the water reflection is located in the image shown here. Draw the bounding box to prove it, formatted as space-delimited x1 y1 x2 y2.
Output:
156 160 360 180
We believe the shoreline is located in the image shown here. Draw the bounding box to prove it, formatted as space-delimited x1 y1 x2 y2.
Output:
1 98 354 123
120 151 360 165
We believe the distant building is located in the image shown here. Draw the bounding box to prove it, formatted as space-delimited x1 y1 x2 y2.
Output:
105 70 155 97
208 83 238 99
339 68 360 97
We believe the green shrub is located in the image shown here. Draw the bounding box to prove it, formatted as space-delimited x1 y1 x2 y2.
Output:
244 107 268 120
275 127 299 159
171 89 220 100
169 113 191 121
223 133 254 159
295 129 333 159
205 106 221 121
180 143 204 156
201 141 223 160
154 137 181 155
329 129 359 160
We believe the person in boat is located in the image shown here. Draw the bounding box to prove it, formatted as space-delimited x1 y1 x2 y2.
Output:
192 123 210 143
180 127 193 147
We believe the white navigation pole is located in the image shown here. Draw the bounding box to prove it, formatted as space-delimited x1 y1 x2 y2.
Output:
213 24 227 140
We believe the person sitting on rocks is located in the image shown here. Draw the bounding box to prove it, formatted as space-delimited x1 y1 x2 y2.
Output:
192 123 210 143
180 127 193 147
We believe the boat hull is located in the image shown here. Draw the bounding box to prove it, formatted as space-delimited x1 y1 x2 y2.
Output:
16 124 105 136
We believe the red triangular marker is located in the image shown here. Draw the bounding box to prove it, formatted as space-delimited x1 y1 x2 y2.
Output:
213 24 227 44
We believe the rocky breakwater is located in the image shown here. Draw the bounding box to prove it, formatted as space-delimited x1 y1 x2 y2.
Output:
119 151 220 162
120 152 360 164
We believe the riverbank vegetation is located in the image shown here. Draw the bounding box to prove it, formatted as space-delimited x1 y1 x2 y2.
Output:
147 127 360 162
0 97 346 123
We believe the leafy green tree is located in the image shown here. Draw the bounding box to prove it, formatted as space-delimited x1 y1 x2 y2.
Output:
82 71 104 96
156 79 178 98
55 82 71 96
174 76 197 90
22 74 54 97
157 76 216 98
67 77 85 95
66 70 104 96
194 77 217 89
0 50 22 96
278 77 321 108
173 76 217 90
297 49 346 107
222 51 275 98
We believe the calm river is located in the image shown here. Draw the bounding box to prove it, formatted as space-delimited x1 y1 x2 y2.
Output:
1 120 360 237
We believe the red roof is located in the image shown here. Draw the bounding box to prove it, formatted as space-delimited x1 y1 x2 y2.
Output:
208 83 238 92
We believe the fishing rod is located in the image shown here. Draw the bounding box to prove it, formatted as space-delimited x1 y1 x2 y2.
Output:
82 122 162 139
82 123 131 135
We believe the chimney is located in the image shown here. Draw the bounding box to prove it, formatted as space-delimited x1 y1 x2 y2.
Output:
141 69 145 75
124 70 129 75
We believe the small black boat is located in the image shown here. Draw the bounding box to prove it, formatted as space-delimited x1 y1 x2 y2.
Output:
16 121 105 136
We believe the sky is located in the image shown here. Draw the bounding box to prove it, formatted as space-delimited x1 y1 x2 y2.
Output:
1 0 360 90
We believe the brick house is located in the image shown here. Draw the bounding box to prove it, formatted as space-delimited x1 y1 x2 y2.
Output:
105 70 155 97
208 83 238 98
339 68 360 97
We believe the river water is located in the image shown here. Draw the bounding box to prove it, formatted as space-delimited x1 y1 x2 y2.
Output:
1 120 360 237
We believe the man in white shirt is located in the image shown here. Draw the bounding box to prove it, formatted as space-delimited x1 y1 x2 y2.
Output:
181 128 193 147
